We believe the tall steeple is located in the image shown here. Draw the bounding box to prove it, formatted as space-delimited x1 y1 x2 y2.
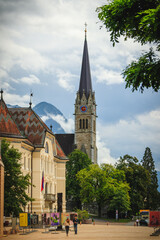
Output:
74 24 97 164
79 23 92 99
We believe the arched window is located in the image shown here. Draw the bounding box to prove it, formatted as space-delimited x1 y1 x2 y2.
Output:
45 142 49 153
86 119 88 129
79 119 82 129
83 119 85 129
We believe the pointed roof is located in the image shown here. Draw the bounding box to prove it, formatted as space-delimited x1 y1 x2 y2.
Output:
79 35 92 99
0 98 24 138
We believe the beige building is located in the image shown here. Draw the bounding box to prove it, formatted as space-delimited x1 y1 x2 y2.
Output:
0 141 4 237
0 93 68 216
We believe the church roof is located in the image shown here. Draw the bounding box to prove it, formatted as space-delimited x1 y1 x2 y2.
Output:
79 36 92 99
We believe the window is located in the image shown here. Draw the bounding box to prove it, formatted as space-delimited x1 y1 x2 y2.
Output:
79 119 82 129
45 183 48 194
45 142 49 153
83 119 85 129
86 119 88 129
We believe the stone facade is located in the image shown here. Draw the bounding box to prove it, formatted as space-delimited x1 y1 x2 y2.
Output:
75 91 97 164
0 151 4 238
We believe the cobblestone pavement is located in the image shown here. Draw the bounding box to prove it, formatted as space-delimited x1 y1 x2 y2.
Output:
1 222 157 240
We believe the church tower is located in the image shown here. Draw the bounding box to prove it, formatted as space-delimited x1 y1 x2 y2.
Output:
74 26 97 164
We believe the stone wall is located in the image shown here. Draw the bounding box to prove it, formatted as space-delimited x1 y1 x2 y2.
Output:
0 156 4 238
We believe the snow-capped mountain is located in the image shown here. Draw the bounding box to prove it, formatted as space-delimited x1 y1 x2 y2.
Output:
33 102 66 134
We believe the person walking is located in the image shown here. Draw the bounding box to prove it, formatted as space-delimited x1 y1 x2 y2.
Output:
136 218 139 226
73 215 78 234
65 218 70 236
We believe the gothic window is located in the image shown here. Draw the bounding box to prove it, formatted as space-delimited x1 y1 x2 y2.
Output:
79 119 82 129
45 142 49 153
83 119 85 129
86 119 88 129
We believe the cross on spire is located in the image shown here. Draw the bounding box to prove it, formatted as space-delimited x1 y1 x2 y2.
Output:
0 89 3 100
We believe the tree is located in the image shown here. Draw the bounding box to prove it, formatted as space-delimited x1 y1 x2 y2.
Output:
116 155 150 215
1 139 32 217
77 164 130 217
97 0 160 92
141 147 160 209
66 149 92 209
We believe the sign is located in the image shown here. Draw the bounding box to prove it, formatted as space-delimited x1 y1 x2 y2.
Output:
149 211 160 227
19 213 28 227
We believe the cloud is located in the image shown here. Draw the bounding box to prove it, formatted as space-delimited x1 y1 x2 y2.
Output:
97 108 160 165
93 66 123 85
57 70 76 92
4 92 30 107
48 114 74 133
97 132 117 166
19 74 41 85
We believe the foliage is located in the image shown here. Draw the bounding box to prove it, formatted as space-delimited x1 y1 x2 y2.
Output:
76 209 89 222
116 154 150 215
66 149 92 209
77 164 130 217
1 139 32 217
97 0 160 92
141 147 160 209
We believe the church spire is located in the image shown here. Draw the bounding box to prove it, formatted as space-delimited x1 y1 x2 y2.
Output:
78 23 92 99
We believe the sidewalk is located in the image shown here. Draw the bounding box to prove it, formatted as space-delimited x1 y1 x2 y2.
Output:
1 222 156 240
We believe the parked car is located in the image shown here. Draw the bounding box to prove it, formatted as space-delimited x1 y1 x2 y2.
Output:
139 218 149 226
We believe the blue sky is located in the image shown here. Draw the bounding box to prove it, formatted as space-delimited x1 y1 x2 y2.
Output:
0 0 160 169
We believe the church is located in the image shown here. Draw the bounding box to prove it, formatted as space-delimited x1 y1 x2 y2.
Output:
56 28 97 164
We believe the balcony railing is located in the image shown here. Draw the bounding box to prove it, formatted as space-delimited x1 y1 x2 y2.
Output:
44 194 56 202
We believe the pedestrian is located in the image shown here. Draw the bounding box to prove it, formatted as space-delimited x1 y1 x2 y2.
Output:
136 218 139 226
73 215 78 234
65 218 70 236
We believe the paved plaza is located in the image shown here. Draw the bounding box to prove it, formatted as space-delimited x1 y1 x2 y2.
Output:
1 221 158 240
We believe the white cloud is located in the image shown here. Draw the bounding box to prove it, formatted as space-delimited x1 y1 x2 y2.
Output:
19 74 41 85
97 132 117 166
41 115 49 122
97 108 160 164
57 70 76 92
4 92 30 107
48 114 74 133
94 66 123 85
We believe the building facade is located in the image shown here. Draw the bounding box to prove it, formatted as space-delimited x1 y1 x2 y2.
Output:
0 94 68 216
0 142 4 237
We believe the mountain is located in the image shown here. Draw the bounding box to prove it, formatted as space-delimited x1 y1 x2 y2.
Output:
7 104 20 108
33 102 66 134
